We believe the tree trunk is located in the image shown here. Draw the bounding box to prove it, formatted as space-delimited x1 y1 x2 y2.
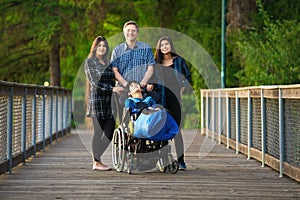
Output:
158 0 177 28
49 33 60 87
226 0 257 33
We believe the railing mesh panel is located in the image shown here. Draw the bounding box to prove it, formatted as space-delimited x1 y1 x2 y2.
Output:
215 97 220 136
0 96 7 161
240 98 248 145
26 96 33 150
230 98 236 140
203 99 206 130
12 96 22 156
64 96 69 129
208 97 211 130
58 96 63 131
284 99 300 167
36 95 42 142
53 96 57 135
221 97 227 136
211 97 218 139
45 96 51 138
265 98 279 159
201 86 300 180
252 98 262 150
0 83 71 167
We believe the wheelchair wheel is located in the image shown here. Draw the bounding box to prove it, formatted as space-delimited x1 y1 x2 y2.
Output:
157 156 167 172
167 159 179 174
159 166 167 173
127 152 133 174
112 126 126 172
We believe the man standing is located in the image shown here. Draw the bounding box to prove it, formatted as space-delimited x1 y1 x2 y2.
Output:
111 21 155 91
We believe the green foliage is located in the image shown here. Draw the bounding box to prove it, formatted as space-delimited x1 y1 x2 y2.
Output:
1 0 299 91
223 31 243 87
183 113 200 129
262 0 300 21
175 0 222 70
3 0 300 130
182 94 200 129
0 0 60 84
236 3 300 86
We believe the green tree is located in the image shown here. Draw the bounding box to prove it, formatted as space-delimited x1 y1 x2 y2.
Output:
1 0 222 91
236 1 300 86
225 0 257 87
0 0 49 84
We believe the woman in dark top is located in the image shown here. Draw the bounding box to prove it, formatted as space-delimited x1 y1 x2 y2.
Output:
154 36 192 170
85 36 123 171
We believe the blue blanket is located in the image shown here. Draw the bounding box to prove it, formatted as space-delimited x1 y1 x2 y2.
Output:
133 108 179 141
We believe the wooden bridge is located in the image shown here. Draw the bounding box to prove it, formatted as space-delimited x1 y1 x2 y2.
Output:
0 129 299 199
0 81 299 199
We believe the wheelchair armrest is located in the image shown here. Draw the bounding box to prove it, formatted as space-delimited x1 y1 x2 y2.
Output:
129 108 139 121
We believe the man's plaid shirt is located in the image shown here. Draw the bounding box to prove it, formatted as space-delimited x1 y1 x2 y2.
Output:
111 41 155 83
84 57 115 119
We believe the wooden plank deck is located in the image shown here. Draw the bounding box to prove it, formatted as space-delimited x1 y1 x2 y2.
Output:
0 129 299 199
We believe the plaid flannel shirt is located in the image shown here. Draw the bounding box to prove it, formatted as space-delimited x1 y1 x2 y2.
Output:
84 57 115 119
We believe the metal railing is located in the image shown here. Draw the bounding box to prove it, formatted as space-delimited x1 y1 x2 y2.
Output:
201 85 300 182
0 81 72 174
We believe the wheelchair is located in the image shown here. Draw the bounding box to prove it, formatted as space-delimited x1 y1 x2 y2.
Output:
112 107 179 174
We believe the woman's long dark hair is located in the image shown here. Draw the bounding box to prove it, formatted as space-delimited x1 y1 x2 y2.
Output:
85 36 109 129
154 36 177 64
88 36 110 65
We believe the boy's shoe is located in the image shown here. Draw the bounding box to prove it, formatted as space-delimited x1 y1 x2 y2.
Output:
178 161 187 170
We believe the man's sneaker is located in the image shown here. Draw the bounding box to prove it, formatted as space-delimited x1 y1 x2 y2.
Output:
178 161 187 170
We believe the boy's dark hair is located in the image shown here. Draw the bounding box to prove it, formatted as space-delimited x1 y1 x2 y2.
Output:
126 80 139 92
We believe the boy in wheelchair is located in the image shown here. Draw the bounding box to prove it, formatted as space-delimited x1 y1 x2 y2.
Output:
124 81 178 141
125 81 159 110
112 81 179 173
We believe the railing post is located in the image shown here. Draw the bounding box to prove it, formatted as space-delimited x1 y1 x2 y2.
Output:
247 90 252 160
61 90 64 136
261 89 266 167
55 89 58 140
21 88 27 164
65 93 69 129
205 93 209 138
218 90 222 144
235 91 240 154
226 92 230 149
7 87 13 174
42 88 46 150
279 88 284 177
70 92 73 129
32 88 37 157
212 91 215 141
0 81 72 175
201 90 204 133
49 89 53 144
